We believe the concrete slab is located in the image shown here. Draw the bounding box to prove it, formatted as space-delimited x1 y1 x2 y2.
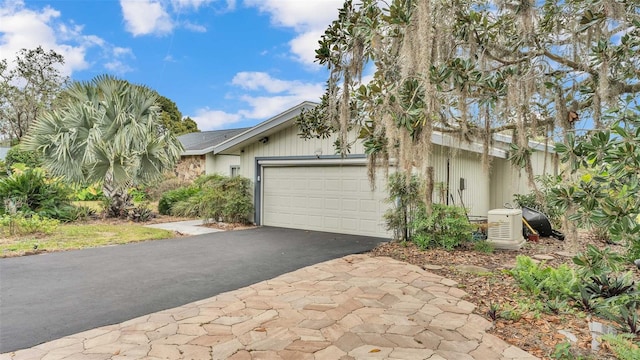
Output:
145 219 223 235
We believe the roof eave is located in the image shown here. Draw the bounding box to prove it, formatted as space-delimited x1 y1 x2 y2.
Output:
214 101 318 154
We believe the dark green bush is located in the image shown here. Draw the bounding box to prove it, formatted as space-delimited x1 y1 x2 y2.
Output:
4 146 41 169
384 172 423 242
158 186 199 215
410 203 474 250
0 168 73 219
171 174 253 223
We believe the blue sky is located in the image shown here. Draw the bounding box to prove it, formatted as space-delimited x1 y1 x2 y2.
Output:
0 0 345 131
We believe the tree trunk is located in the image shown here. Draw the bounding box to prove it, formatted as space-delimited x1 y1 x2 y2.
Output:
425 166 434 215
102 172 132 218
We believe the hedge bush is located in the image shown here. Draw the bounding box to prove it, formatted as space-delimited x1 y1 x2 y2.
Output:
158 186 199 215
4 146 41 169
167 174 253 223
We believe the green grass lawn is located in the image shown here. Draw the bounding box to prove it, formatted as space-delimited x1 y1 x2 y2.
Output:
0 223 175 257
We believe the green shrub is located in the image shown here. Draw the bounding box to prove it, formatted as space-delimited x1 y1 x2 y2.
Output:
0 213 59 236
158 186 199 215
128 187 149 202
0 168 73 219
73 184 104 201
170 174 253 223
0 160 8 177
4 146 41 169
410 203 473 250
509 255 577 301
145 175 191 201
384 172 423 242
474 241 495 253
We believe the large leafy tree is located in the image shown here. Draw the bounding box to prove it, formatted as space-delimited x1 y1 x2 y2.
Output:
0 46 67 141
22 75 184 216
156 95 199 135
299 0 640 210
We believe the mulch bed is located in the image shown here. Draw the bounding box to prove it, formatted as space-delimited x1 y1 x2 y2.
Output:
368 235 638 359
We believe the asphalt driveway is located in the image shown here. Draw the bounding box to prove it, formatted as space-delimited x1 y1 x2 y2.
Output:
0 227 386 353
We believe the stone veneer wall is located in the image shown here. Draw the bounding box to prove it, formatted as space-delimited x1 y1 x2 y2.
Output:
175 155 206 181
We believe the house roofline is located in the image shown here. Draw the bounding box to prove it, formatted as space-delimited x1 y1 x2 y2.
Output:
212 100 554 157
214 101 319 154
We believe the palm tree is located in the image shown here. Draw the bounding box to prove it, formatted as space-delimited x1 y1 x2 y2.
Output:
22 75 183 216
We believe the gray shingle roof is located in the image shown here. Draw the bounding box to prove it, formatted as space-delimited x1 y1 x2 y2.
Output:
178 128 250 155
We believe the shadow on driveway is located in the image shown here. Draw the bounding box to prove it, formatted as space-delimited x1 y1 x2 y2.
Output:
0 227 386 353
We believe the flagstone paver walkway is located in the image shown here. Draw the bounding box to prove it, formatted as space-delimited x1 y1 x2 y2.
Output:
1 255 537 360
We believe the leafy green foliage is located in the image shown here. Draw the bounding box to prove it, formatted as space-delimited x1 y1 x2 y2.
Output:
158 186 199 215
0 168 73 219
0 213 59 236
410 204 473 250
554 112 640 259
171 174 253 223
512 175 564 228
509 256 577 301
599 292 640 335
473 240 494 254
156 95 199 136
4 146 41 169
73 184 104 201
128 187 149 202
384 172 423 242
584 273 635 299
21 75 184 217
572 244 626 279
601 334 640 359
0 46 67 140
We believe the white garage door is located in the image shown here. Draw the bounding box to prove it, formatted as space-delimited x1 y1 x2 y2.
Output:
262 165 390 238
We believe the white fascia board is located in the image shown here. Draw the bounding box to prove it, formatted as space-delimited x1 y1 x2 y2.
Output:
214 101 319 154
181 149 209 156
258 157 368 167
492 133 555 152
432 132 508 158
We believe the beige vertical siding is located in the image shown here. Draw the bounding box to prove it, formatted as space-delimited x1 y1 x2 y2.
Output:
206 153 240 176
239 125 364 181
446 149 490 218
489 149 557 209
238 123 556 221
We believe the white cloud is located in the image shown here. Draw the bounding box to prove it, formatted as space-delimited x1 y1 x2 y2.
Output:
170 0 212 10
120 0 173 36
244 0 343 30
104 60 134 74
0 0 91 75
191 108 242 130
244 0 343 66
104 47 135 74
183 21 207 32
189 71 324 130
289 30 323 65
0 1 136 78
237 95 313 120
232 72 298 93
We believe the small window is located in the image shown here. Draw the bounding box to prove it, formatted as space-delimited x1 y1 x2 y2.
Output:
230 166 240 177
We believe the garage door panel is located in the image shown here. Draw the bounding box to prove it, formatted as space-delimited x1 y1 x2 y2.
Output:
262 165 390 238
343 199 358 211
